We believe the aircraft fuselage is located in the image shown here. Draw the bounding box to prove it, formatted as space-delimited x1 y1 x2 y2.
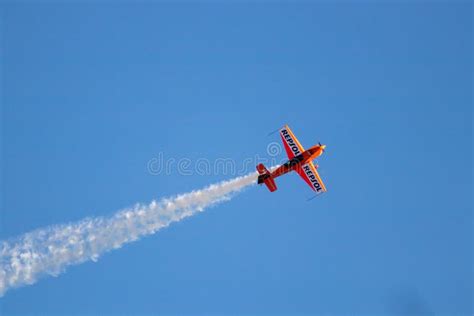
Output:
271 145 325 178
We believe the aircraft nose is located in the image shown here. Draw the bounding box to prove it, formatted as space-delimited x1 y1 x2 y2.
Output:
321 145 326 150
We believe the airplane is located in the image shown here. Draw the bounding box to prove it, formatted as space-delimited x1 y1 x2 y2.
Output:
256 125 327 194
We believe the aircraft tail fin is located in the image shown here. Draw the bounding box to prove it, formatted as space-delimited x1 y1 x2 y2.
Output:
256 163 277 192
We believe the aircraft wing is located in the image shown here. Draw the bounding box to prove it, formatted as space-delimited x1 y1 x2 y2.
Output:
295 161 327 194
280 125 305 159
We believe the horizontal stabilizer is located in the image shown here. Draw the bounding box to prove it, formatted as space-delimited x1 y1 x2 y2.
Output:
256 163 277 192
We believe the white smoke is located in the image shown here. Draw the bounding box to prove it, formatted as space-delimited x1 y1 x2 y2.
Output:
0 172 257 297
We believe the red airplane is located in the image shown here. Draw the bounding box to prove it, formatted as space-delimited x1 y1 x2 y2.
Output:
257 125 327 194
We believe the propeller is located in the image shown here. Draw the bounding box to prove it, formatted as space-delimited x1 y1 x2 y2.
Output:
318 142 325 152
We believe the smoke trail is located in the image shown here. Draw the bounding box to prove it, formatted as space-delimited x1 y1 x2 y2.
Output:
0 172 257 297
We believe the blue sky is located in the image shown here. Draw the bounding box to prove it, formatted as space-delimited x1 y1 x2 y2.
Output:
1 2 472 315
